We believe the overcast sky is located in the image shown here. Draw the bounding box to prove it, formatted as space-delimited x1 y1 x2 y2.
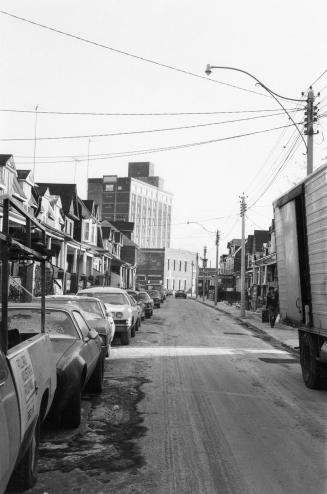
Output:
1 1 327 264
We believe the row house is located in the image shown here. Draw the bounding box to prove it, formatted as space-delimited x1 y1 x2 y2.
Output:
0 155 135 299
246 226 277 310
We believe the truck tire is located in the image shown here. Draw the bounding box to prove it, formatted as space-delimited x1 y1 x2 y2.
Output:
86 358 104 394
62 388 81 428
10 417 40 490
300 332 321 389
121 330 130 345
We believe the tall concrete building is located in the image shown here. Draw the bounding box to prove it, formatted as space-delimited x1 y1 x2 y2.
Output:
88 162 173 248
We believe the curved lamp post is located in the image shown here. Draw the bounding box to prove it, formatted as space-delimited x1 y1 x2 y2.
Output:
204 65 306 150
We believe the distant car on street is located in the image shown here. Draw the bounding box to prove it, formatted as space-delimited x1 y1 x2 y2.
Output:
77 287 134 345
175 290 187 299
127 290 145 321
147 290 161 308
135 291 154 318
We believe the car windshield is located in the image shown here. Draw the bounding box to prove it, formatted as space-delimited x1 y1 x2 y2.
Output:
148 291 159 297
8 308 78 337
138 292 150 301
74 300 103 320
82 292 128 305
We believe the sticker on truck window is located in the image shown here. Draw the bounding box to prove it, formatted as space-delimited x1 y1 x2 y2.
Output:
10 351 36 440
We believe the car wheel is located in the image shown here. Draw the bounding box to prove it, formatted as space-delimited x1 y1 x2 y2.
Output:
62 388 81 428
121 330 130 345
9 416 40 490
131 324 136 337
300 332 322 389
86 357 104 394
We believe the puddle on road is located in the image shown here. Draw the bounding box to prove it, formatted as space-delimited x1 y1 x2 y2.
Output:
39 375 150 482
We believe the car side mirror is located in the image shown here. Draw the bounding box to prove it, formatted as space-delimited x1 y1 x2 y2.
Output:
87 329 98 340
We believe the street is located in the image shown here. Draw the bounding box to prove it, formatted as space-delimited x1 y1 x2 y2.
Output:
25 298 327 494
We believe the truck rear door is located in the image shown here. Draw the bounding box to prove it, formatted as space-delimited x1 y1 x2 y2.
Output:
275 198 303 322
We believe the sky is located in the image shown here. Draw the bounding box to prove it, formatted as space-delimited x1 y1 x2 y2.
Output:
1 1 327 265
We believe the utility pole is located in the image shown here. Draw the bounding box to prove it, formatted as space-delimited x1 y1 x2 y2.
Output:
240 194 247 317
214 230 220 306
202 245 207 301
304 87 318 175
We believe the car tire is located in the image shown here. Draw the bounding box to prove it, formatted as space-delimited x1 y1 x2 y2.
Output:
300 332 322 389
62 388 81 428
121 330 130 345
86 358 104 394
131 324 136 337
9 416 40 490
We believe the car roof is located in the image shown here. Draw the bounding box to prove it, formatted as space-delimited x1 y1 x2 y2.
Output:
45 295 103 303
7 302 82 313
78 287 126 294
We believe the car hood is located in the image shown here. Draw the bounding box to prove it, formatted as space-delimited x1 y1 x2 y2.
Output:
50 337 79 366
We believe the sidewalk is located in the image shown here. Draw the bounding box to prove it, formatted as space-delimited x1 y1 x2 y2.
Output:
196 298 299 354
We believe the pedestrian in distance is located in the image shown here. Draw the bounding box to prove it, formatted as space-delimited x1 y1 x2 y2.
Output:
266 287 279 327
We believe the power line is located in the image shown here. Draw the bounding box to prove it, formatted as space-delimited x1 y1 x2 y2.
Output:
248 133 302 209
15 122 300 165
0 111 292 142
0 107 298 117
0 9 271 99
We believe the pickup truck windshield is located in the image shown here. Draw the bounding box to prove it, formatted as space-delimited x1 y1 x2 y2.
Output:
8 309 78 337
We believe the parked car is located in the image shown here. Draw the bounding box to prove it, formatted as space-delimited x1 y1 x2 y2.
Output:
135 291 154 318
126 293 142 330
77 287 134 345
7 303 105 428
127 290 145 320
44 295 115 357
147 290 161 308
175 290 187 299
166 290 174 296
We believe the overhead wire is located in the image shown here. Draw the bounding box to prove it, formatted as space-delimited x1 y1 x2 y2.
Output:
14 122 300 165
244 95 306 198
0 9 272 99
0 107 297 117
1 111 294 142
248 133 302 209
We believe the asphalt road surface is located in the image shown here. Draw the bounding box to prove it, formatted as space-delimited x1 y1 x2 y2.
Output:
24 298 327 494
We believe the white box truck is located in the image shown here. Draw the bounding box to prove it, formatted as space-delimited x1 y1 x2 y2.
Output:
274 163 327 388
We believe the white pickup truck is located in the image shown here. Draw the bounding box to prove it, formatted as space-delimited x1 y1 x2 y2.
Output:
0 333 56 493
0 194 57 493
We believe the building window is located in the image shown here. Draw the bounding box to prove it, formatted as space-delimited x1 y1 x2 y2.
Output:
184 261 187 272
184 280 186 290
166 279 169 289
179 261 182 271
105 184 114 192
167 259 170 270
178 279 181 289
172 279 175 289
84 221 90 241
173 259 176 271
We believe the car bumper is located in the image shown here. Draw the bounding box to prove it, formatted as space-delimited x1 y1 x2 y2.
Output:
114 322 131 335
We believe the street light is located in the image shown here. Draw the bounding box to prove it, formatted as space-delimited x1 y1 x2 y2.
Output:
204 65 306 150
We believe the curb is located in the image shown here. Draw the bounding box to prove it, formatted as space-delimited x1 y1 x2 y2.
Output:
196 299 299 357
